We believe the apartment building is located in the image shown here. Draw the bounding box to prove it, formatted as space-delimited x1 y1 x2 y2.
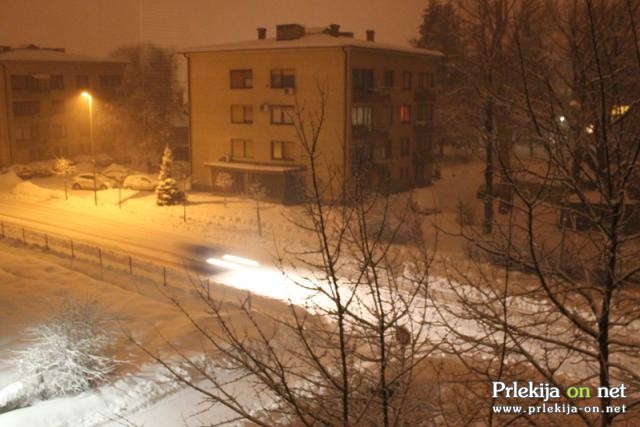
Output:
0 45 125 165
182 24 441 203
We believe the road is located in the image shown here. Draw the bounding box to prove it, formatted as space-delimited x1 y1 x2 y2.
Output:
0 197 271 274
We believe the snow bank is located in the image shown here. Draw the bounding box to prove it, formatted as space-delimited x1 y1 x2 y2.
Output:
0 171 21 191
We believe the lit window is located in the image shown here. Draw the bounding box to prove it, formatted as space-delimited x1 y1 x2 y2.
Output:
352 106 373 129
400 105 412 123
612 105 630 117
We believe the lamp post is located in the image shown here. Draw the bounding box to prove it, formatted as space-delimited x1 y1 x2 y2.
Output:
81 91 97 206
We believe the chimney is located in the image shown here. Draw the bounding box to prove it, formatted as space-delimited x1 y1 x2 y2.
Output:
257 27 267 40
366 30 375 42
329 24 341 36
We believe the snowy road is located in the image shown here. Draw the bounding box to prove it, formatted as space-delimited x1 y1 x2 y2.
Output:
0 198 272 275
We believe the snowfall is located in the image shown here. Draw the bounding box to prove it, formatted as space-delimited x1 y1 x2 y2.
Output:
0 161 483 426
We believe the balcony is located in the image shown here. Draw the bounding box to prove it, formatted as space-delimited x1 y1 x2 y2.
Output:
352 87 391 103
352 125 389 141
413 121 432 133
414 89 436 102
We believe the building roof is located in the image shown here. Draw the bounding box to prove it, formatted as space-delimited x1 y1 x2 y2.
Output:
205 161 306 174
0 47 126 64
180 31 442 58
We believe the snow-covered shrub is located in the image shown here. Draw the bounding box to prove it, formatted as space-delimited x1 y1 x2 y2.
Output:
156 145 183 206
15 300 119 401
53 157 76 176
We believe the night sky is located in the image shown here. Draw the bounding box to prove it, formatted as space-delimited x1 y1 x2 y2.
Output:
0 0 428 55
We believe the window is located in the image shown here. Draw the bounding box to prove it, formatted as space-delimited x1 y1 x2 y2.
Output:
11 75 41 91
400 105 412 123
271 140 294 160
230 105 253 124
100 75 121 89
50 123 67 138
231 139 253 159
402 71 412 90
416 104 433 123
418 72 434 89
50 75 64 90
416 134 432 153
374 140 392 161
230 69 253 89
400 167 409 180
50 100 65 114
15 126 33 141
271 69 295 88
353 68 374 90
352 106 373 129
11 75 28 90
401 137 411 156
374 105 394 128
13 101 40 116
76 75 89 89
351 144 372 165
383 70 394 88
271 105 294 125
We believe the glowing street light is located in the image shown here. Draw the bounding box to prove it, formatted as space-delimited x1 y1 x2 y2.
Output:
81 91 97 206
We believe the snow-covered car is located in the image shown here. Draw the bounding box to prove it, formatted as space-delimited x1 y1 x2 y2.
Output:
71 173 114 190
122 174 159 191
101 164 130 183
94 153 114 167
10 164 35 180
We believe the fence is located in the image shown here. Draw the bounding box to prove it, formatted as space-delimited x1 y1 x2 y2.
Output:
0 219 192 290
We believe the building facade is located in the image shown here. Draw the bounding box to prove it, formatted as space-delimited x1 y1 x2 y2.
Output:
182 24 441 203
0 45 125 165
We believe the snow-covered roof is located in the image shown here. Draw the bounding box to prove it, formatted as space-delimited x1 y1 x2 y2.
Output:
0 48 126 64
180 32 442 58
205 161 306 173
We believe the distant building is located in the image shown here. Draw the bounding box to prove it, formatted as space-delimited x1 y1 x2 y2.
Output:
0 45 126 165
181 24 441 203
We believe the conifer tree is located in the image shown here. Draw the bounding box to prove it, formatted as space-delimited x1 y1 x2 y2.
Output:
156 145 180 206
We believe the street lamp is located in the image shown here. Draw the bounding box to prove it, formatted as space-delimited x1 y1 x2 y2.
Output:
81 91 97 206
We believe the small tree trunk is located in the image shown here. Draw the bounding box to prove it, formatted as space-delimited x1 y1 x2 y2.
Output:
483 99 495 235
256 199 262 237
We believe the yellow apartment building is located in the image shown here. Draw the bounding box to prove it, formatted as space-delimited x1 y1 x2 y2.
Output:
182 24 441 203
0 45 125 165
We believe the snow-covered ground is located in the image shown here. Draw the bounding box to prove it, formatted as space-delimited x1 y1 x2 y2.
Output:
0 241 264 427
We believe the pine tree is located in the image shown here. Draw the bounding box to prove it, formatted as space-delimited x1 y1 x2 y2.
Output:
156 145 180 206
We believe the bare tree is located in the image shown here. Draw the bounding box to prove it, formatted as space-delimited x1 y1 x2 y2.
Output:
433 1 640 425
130 84 440 426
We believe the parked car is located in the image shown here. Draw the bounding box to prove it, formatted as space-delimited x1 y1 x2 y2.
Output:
71 173 114 190
122 174 159 191
10 164 35 180
101 164 130 183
